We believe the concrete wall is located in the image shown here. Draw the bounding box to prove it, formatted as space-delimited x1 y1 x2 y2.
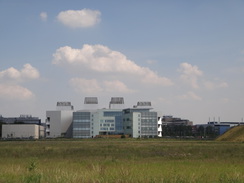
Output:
132 112 140 138
2 124 43 139
46 110 73 138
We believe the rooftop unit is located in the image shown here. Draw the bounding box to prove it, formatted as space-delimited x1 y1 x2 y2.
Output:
109 97 124 109
56 101 74 110
83 97 99 110
84 97 98 104
133 101 152 109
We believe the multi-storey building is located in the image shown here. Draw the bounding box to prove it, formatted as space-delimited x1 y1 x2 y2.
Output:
123 102 158 138
73 97 124 138
46 102 74 138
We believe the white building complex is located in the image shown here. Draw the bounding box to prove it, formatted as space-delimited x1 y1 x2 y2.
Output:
46 97 159 138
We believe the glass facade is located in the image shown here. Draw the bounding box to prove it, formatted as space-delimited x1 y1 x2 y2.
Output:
140 112 158 137
103 111 123 134
72 108 157 138
73 112 91 138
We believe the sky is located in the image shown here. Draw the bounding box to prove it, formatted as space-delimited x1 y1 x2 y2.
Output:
0 0 244 124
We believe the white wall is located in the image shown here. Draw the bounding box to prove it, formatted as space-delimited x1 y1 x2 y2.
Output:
132 112 140 138
46 110 73 138
2 124 41 139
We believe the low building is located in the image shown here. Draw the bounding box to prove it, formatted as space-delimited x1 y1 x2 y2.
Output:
2 124 44 139
159 115 193 137
0 114 41 125
206 121 244 136
160 115 193 126
0 115 44 139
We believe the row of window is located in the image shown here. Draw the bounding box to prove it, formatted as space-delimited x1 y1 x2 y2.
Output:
100 123 115 127
73 128 90 130
73 119 90 123
100 127 115 131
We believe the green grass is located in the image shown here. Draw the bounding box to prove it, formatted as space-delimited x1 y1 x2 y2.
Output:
216 125 244 142
0 139 244 182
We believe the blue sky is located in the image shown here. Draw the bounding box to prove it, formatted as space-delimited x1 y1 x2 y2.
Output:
1 0 244 124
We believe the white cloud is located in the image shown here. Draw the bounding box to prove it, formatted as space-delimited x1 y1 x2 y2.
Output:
70 78 102 94
0 67 20 79
178 91 202 101
53 44 173 86
40 12 48 21
103 80 135 93
0 64 39 82
21 64 40 80
0 84 34 100
204 81 228 90
179 62 203 89
0 64 39 101
57 9 101 28
70 78 135 94
218 82 228 88
203 81 215 90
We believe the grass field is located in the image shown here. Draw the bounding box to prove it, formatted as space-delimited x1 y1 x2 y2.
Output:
216 125 244 142
0 139 244 183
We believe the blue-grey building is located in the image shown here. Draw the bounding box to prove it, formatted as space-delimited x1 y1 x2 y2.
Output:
123 102 158 138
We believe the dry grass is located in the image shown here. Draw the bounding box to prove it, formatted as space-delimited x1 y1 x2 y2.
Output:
0 139 244 182
216 125 244 142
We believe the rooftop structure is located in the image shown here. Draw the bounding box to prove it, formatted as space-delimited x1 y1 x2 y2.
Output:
133 101 152 109
83 97 99 110
0 115 41 125
84 97 98 104
109 97 124 109
56 101 74 111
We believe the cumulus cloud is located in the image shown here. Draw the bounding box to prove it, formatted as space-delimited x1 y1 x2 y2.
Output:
0 64 39 82
218 82 228 88
70 78 135 94
178 91 202 101
40 12 48 21
57 9 101 28
179 62 203 89
204 81 228 90
0 84 34 100
53 44 173 86
70 78 102 94
103 80 135 93
0 64 39 101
